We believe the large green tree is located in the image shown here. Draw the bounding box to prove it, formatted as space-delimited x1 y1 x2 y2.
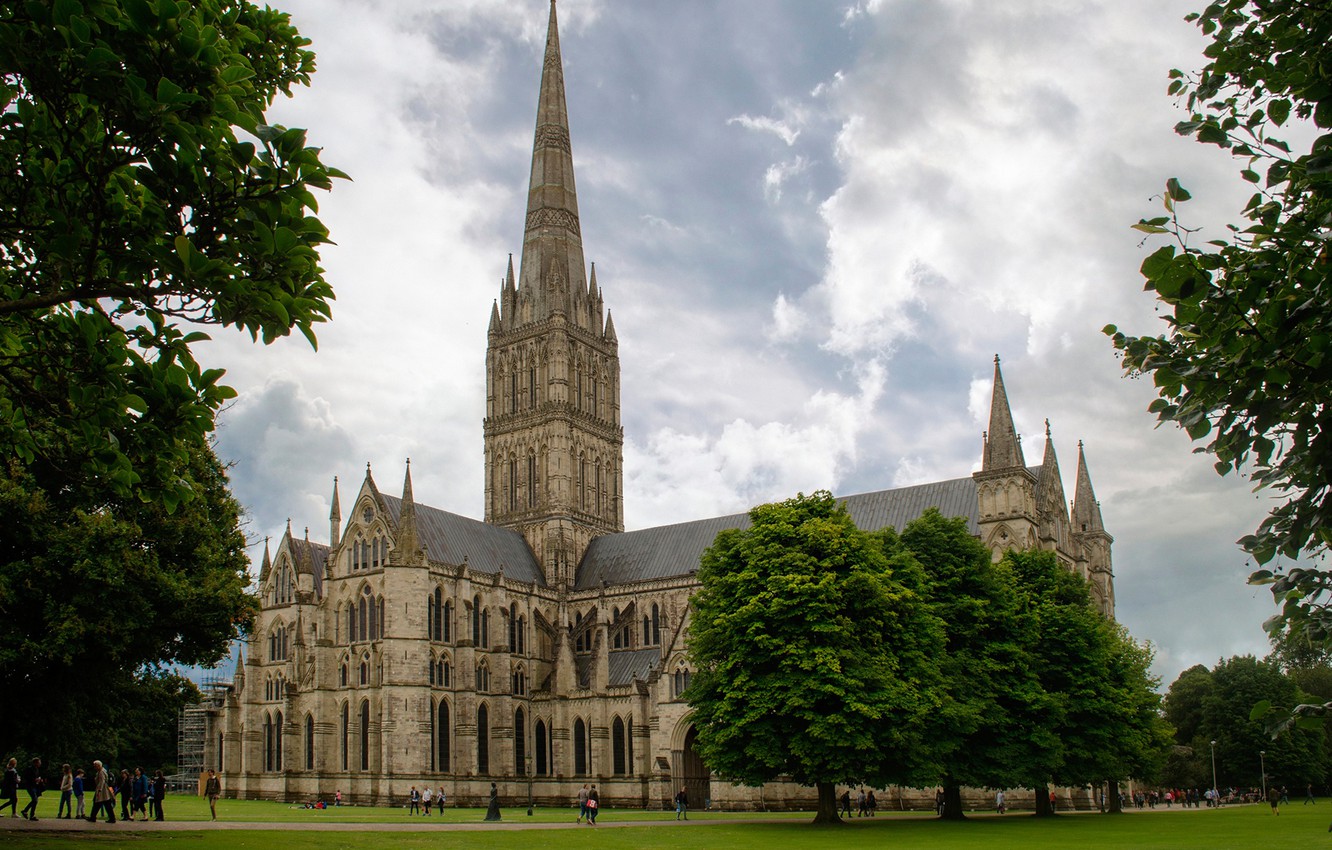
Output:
0 0 344 508
878 509 1044 819
1005 549 1171 815
0 439 255 759
686 492 944 824
1104 3 1332 643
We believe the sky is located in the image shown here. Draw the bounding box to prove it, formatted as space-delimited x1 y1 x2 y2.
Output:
202 0 1288 689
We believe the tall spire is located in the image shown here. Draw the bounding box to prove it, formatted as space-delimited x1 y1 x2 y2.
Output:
329 476 341 547
982 355 1025 470
1072 441 1106 533
517 0 587 316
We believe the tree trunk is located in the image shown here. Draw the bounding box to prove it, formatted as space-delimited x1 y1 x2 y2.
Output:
1106 780 1123 814
1033 783 1054 817
941 782 967 820
812 781 842 824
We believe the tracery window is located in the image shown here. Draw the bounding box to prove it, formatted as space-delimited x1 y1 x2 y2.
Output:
514 707 526 775
573 718 588 775
359 699 370 771
476 704 490 774
340 702 349 771
535 720 549 776
672 666 692 698
476 661 490 694
433 700 450 772
511 665 526 696
269 625 289 661
612 715 627 775
304 714 315 771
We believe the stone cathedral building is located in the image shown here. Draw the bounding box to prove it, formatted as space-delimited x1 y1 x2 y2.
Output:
211 1 1115 809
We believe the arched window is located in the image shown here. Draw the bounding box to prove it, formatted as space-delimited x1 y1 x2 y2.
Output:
305 714 315 771
359 660 368 686
263 713 274 772
438 700 450 772
442 600 452 642
359 700 371 771
673 666 691 698
346 604 356 643
535 720 548 776
509 603 518 649
514 707 526 774
612 716 626 775
652 603 661 645
441 658 450 687
477 704 490 774
274 710 283 771
642 614 650 646
480 608 490 649
340 702 349 770
358 595 368 642
472 596 481 645
527 453 537 507
339 663 348 687
476 662 490 693
573 718 587 775
512 665 526 696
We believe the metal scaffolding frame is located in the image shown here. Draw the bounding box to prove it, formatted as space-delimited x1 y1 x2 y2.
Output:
173 674 230 793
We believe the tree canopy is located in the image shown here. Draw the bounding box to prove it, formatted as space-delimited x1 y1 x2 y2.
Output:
685 492 944 823
0 438 256 759
878 509 1044 819
1163 656 1328 791
0 0 344 509
1103 2 1332 643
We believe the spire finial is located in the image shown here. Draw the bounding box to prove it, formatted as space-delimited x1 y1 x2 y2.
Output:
981 356 1025 471
1045 418 1051 438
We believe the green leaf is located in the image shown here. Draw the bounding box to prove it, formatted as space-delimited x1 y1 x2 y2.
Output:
1268 98 1291 126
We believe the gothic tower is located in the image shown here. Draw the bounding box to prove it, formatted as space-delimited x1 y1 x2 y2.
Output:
974 356 1040 559
484 0 624 587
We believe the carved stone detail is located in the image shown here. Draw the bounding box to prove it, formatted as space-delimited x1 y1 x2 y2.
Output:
525 206 581 236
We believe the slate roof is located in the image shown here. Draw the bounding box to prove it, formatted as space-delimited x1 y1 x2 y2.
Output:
574 475 983 590
380 495 545 586
288 538 330 599
609 648 661 687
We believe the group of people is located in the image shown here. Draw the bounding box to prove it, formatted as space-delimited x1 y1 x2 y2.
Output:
838 787 877 817
575 783 601 824
1 757 169 824
405 785 447 815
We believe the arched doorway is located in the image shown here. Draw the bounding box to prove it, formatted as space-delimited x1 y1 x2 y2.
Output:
678 726 710 809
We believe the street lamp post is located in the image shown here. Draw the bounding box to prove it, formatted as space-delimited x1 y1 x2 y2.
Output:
1210 740 1219 806
1260 750 1266 800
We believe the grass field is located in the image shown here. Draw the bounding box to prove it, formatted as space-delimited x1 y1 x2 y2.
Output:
2 795 1330 849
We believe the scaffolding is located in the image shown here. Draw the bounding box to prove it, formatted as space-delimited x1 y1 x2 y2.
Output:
173 674 230 793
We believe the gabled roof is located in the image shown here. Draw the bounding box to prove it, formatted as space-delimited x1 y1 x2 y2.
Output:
287 538 330 599
379 495 545 586
574 476 981 590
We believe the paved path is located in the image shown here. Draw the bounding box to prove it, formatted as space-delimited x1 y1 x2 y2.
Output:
0 815 786 833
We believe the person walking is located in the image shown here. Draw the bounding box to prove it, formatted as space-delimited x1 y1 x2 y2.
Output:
204 770 221 821
576 784 589 823
934 788 945 817
1 757 18 817
72 769 86 819
408 786 420 815
674 786 688 820
117 769 131 821
57 764 73 819
857 787 867 817
867 789 877 816
151 771 165 821
1268 784 1280 815
586 785 599 825
88 760 114 823
1306 783 1316 805
995 789 1006 814
19 757 43 821
840 789 852 818
132 767 150 820
422 785 432 815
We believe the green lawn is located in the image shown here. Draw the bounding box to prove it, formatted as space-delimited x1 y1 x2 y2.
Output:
2 796 1330 849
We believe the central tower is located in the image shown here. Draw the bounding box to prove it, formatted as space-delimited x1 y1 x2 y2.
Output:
484 0 624 587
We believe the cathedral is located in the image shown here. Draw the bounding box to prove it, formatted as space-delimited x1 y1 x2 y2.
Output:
211 1 1115 810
